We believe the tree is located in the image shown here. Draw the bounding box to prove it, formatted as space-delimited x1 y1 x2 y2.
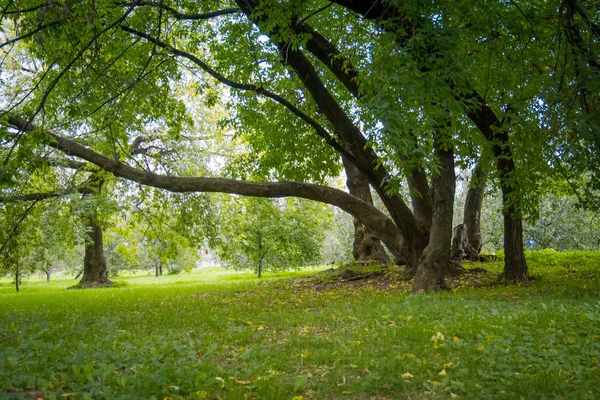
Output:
214 197 329 277
1 0 598 291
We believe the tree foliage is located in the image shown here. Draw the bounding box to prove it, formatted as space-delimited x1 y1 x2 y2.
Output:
214 197 330 276
0 0 598 290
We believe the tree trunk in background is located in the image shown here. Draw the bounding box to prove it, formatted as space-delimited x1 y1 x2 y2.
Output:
45 268 51 282
463 161 487 254
501 196 529 282
15 267 20 292
343 157 390 266
79 215 112 287
412 135 455 292
451 224 479 261
78 175 112 287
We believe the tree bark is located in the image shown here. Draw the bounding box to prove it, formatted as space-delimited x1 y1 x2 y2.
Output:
463 161 487 254
500 193 529 282
343 157 390 265
78 175 112 287
78 214 112 287
412 134 455 292
15 267 20 292
45 268 51 282
299 21 434 238
451 224 479 261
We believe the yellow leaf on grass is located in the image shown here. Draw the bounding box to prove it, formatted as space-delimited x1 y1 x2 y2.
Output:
439 369 447 376
453 336 460 342
477 346 485 351
401 372 414 380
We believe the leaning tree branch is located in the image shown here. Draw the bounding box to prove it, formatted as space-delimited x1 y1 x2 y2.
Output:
296 20 434 230
236 1 423 242
2 2 58 15
4 112 406 260
0 189 78 203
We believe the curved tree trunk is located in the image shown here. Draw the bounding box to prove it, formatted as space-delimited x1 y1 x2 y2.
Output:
343 157 390 265
412 135 455 292
463 160 487 254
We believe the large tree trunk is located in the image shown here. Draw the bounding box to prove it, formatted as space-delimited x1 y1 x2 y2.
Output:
463 160 487 254
500 193 529 282
78 175 112 287
412 135 455 292
45 267 51 282
79 215 112 287
343 158 390 265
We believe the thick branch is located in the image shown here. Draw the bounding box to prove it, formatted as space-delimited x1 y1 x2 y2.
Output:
0 189 77 202
297 20 433 232
237 1 423 243
5 113 406 261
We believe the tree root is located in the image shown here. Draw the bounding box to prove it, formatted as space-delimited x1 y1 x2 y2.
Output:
339 269 384 281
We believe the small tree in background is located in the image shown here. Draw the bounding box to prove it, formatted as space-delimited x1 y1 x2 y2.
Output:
215 197 330 278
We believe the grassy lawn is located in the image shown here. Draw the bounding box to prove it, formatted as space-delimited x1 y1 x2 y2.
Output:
1 253 599 399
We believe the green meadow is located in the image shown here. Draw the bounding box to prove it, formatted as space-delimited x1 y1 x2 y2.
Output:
1 252 600 399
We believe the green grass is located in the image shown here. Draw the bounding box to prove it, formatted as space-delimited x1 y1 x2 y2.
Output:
1 254 600 399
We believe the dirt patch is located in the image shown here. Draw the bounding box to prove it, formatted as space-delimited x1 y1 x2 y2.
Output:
286 264 499 292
